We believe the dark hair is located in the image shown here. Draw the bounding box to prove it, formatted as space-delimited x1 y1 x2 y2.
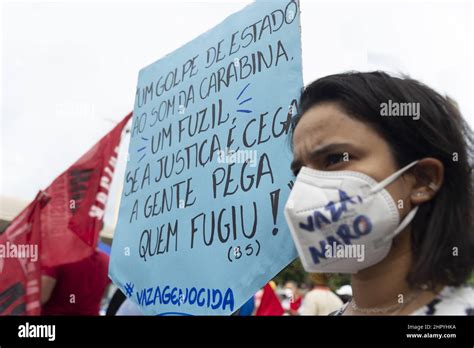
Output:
292 71 474 289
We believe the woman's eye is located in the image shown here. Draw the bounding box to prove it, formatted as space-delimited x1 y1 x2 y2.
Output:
325 153 349 167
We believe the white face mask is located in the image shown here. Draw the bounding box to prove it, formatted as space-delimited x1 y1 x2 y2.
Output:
284 161 419 274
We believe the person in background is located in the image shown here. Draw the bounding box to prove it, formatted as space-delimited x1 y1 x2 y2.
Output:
41 250 110 315
298 274 343 315
281 281 302 315
335 285 353 304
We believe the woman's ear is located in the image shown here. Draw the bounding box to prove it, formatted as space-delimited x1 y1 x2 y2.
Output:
409 157 444 205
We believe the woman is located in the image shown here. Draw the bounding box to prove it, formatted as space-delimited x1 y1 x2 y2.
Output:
284 71 474 315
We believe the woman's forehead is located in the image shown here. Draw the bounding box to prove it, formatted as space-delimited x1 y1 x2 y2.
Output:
294 105 359 147
295 104 351 138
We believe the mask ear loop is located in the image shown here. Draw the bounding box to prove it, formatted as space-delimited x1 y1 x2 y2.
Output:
368 160 420 242
369 160 419 194
388 205 419 237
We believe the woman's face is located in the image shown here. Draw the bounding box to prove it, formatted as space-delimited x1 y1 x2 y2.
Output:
292 102 416 219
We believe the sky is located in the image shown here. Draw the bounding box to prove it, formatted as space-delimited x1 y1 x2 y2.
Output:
1 0 473 227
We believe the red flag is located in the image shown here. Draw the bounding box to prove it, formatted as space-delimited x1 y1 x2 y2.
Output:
0 191 49 315
255 283 284 316
41 112 131 267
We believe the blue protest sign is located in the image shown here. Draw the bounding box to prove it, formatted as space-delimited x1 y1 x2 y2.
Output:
109 0 302 315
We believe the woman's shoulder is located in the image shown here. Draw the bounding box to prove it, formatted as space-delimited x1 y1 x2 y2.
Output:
411 284 474 315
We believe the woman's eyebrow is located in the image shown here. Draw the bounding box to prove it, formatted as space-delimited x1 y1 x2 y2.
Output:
308 143 353 159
